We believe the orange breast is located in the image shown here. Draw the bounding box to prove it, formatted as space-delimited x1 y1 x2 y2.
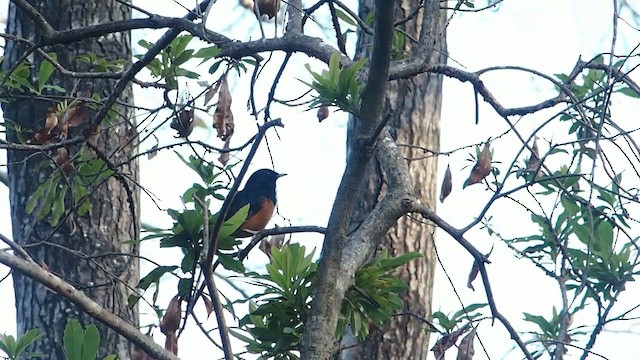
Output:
235 198 275 237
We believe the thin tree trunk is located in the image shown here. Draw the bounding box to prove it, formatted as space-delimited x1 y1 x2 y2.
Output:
3 1 138 359
342 1 446 358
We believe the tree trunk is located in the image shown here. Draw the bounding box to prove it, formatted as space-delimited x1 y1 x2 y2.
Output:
342 1 446 358
3 1 138 359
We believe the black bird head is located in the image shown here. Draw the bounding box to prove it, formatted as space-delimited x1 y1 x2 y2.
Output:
243 169 286 201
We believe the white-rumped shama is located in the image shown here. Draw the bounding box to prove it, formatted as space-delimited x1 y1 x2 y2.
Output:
225 169 285 237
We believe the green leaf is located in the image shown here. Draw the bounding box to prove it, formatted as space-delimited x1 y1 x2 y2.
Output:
219 204 249 239
137 265 178 290
14 328 40 356
218 253 246 273
618 87 640 98
103 355 117 360
38 53 57 92
334 8 356 26
0 334 17 356
49 185 68 226
193 46 221 60
81 325 100 360
63 319 84 360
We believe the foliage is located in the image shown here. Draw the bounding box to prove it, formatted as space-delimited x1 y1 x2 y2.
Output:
0 329 42 360
304 53 366 114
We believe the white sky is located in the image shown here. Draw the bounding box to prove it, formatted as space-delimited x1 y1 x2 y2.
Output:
2 0 640 359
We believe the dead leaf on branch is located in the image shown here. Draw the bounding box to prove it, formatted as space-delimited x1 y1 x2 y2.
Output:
256 0 280 18
160 295 182 335
431 323 472 360
527 136 540 170
201 294 214 318
317 106 329 122
457 326 478 360
212 76 234 141
218 137 231 166
55 147 75 175
170 107 194 138
463 140 492 188
164 332 178 355
440 164 453 202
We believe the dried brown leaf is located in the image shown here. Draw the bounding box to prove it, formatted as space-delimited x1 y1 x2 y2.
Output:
170 108 194 138
431 324 471 360
30 129 57 145
212 77 234 141
240 0 254 10
463 141 492 188
160 295 182 335
148 144 159 160
201 294 214 318
164 332 178 355
55 147 75 175
132 345 151 360
44 108 58 133
440 164 453 202
218 138 231 166
467 261 479 291
317 106 329 122
65 103 89 128
456 327 477 360
256 0 280 18
527 137 540 170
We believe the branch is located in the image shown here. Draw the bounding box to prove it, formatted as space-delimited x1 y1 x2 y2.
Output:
0 171 7 187
0 251 179 360
10 0 55 36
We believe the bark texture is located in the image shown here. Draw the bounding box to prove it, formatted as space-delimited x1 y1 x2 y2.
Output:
3 1 138 359
342 1 446 358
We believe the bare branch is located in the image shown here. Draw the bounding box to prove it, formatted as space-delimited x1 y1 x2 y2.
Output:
0 251 180 360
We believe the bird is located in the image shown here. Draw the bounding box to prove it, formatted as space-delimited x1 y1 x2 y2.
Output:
224 169 286 237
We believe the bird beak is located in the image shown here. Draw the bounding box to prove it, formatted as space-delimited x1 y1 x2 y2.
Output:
276 173 287 179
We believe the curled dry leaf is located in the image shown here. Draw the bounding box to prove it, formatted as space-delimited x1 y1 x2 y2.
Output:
44 107 58 133
132 345 151 360
527 137 540 170
55 147 75 175
240 0 254 10
256 0 280 18
170 108 194 138
259 231 285 258
160 295 182 335
431 323 471 360
212 77 234 141
147 144 159 160
440 164 453 202
463 140 492 188
456 327 477 360
467 260 479 291
164 332 178 355
65 103 88 128
317 106 329 122
218 137 231 166
201 294 214 318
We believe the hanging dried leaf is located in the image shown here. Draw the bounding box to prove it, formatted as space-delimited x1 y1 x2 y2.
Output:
30 129 57 144
240 0 254 10
527 137 540 170
456 327 477 360
467 261 479 291
259 238 272 257
201 294 214 317
218 137 231 166
440 164 453 202
160 295 182 335
44 107 58 133
132 345 151 360
170 108 194 138
147 144 159 160
317 106 329 122
431 324 471 360
204 86 217 106
259 231 285 259
65 103 89 128
164 332 178 355
463 141 492 188
212 77 234 141
256 0 280 18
